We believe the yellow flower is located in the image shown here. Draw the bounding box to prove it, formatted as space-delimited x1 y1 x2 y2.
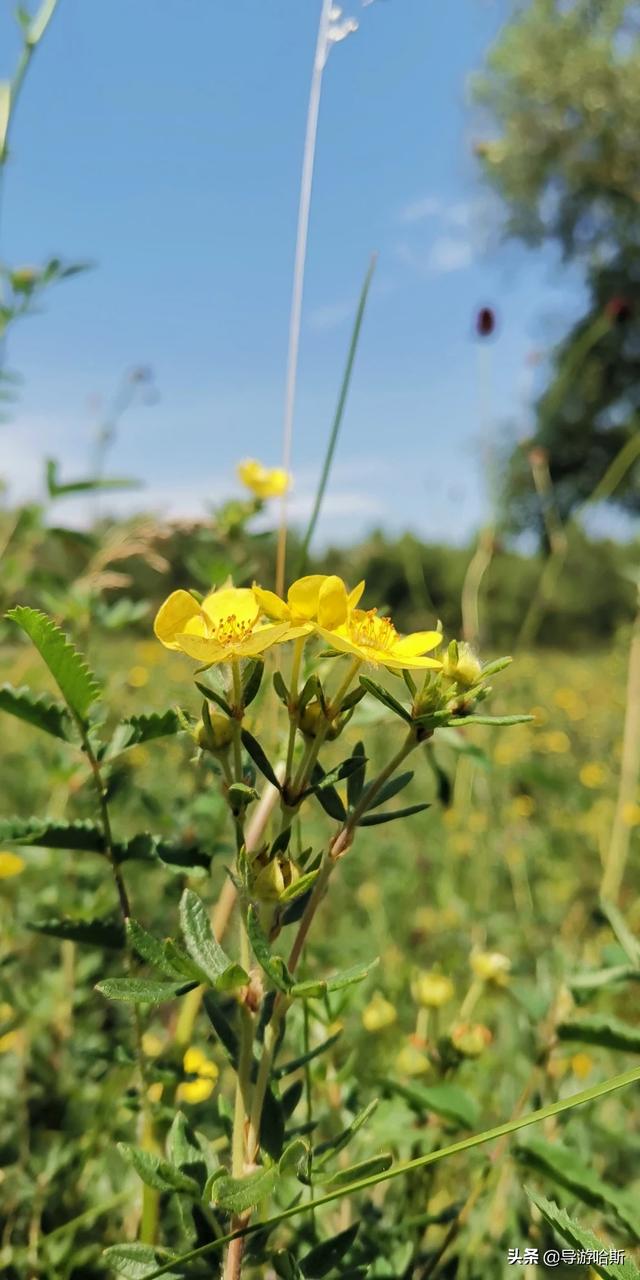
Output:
395 1042 431 1075
537 730 571 754
253 574 364 637
579 762 607 790
0 1030 22 1054
449 1022 492 1058
127 665 149 689
361 992 397 1032
471 951 511 985
412 971 455 1009
154 586 290 664
571 1052 593 1081
356 880 381 909
142 1032 164 1058
318 608 442 673
147 1082 164 1103
176 1046 219 1104
0 852 25 879
509 795 535 819
622 802 640 829
237 458 290 499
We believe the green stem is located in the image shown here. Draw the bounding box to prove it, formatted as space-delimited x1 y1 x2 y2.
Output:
284 637 306 784
297 254 377 574
143 1063 640 1278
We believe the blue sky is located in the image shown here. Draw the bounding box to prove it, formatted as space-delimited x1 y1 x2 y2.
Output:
0 0 586 546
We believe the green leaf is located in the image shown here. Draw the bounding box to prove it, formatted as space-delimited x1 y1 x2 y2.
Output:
527 1192 640 1280
446 713 533 728
166 1113 212 1188
599 900 640 967
240 729 282 791
291 959 377 1000
347 741 366 808
210 1166 278 1213
569 965 640 993
312 755 368 793
314 1099 379 1167
557 1014 640 1053
0 817 105 851
194 680 233 717
300 1223 360 1278
246 905 292 993
105 710 182 759
180 889 248 992
126 920 205 982
102 1244 183 1280
311 777 346 823
242 659 264 707
279 1138 310 1177
278 867 320 904
364 770 414 810
7 607 101 721
384 1081 478 1129
359 676 412 723
117 1144 200 1197
517 1138 640 1239
320 1153 393 1188
0 683 72 740
272 671 289 705
202 991 239 1066
274 1030 342 1079
27 916 125 949
96 978 196 1004
358 802 430 826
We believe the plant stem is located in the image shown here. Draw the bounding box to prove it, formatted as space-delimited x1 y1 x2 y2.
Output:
601 585 640 903
297 254 377 575
284 637 306 785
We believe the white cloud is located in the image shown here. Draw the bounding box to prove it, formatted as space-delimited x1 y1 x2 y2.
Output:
399 195 442 224
427 236 474 273
307 300 355 332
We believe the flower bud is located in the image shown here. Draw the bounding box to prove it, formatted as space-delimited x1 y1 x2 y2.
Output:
11 266 37 292
470 951 511 986
412 971 455 1009
442 641 483 689
249 852 301 903
196 711 234 752
362 991 397 1032
395 1041 431 1075
449 1022 492 1058
299 700 339 741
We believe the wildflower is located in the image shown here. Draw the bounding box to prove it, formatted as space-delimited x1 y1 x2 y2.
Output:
147 1082 164 1103
0 852 25 879
177 1046 219 1104
154 586 289 664
0 1030 22 1054
450 1022 492 1058
537 730 571 754
318 608 442 673
362 992 396 1032
509 795 535 819
579 762 607 790
127 665 149 689
253 574 364 636
237 458 290 499
395 1041 431 1075
412 971 455 1009
141 1032 164 1058
571 1052 593 1081
622 803 640 828
471 951 511 985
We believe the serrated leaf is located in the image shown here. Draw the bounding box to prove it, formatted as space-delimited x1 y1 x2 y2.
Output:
291 959 377 1000
358 802 430 826
180 889 248 991
0 817 104 851
300 1223 360 1278
7 607 100 721
210 1165 278 1213
27 916 125 949
117 1144 200 1197
96 978 196 1004
0 683 72 740
517 1138 640 1239
126 920 205 982
104 710 182 759
527 1191 640 1280
557 1015 640 1054
359 676 412 723
240 729 282 790
102 1244 182 1280
246 905 292 993
320 1152 393 1188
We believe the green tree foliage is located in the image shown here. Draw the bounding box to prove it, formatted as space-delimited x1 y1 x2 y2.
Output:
475 0 640 529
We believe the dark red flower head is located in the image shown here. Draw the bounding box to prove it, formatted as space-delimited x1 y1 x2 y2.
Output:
605 296 633 325
476 306 496 337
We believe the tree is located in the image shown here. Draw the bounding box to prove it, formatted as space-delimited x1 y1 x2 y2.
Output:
475 0 640 534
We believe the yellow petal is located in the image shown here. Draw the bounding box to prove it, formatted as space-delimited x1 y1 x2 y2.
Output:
177 1076 216 1104
382 653 442 672
270 622 314 643
201 587 259 629
197 1058 219 1081
175 633 228 663
316 626 364 661
154 591 202 650
0 851 25 878
287 575 327 621
183 1046 206 1074
317 576 349 630
347 580 365 610
235 623 292 656
252 585 290 621
391 631 443 658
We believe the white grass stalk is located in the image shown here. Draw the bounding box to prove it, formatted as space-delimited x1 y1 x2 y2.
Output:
276 0 334 596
